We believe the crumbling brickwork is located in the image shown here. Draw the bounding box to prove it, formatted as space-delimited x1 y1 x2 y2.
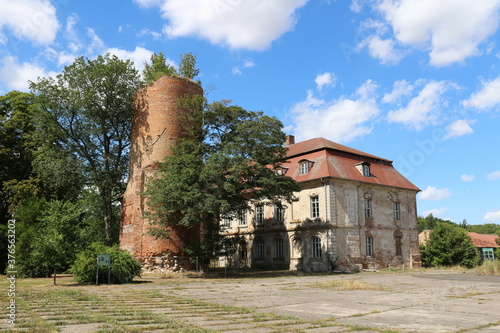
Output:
120 76 203 258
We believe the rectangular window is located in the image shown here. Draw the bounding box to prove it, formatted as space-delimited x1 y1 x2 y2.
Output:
395 237 402 256
482 248 495 261
274 203 284 223
363 164 370 177
310 196 319 219
222 216 232 228
255 205 264 225
255 239 265 258
300 162 310 175
238 210 247 226
366 236 373 257
393 202 400 220
364 198 372 218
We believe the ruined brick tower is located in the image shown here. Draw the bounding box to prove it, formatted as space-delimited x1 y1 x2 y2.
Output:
120 75 203 258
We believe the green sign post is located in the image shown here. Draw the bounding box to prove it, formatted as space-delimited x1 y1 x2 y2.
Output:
96 254 111 285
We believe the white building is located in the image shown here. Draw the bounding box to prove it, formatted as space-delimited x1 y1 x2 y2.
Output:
222 136 421 271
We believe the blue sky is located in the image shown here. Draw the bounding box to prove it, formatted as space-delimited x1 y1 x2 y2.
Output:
1 0 499 225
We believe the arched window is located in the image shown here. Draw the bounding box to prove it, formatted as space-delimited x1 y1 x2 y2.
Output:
312 237 322 258
274 238 284 258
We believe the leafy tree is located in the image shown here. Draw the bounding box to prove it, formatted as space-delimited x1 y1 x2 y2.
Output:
420 223 480 269
145 98 299 268
143 52 176 84
0 91 38 272
178 52 199 80
30 54 142 244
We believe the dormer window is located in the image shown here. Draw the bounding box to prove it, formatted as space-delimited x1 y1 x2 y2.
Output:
355 162 371 177
299 159 314 175
275 167 289 176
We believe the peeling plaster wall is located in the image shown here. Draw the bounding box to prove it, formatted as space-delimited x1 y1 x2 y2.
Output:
222 177 420 271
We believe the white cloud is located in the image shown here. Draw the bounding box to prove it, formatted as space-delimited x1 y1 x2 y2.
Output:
387 80 453 130
418 186 451 201
105 46 154 72
422 207 448 218
315 72 336 90
461 76 500 110
377 0 500 66
232 58 256 75
290 79 380 143
141 0 309 50
0 0 60 45
137 28 162 40
484 210 500 222
443 119 476 140
382 80 415 104
486 171 500 180
0 56 57 91
363 35 404 65
86 28 105 55
460 174 475 182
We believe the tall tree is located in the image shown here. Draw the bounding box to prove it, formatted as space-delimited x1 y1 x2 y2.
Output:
178 52 200 80
143 52 176 84
30 54 142 244
145 98 299 267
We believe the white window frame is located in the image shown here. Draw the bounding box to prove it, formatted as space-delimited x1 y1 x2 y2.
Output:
238 210 247 226
300 162 309 175
222 215 232 228
310 195 320 219
482 248 495 261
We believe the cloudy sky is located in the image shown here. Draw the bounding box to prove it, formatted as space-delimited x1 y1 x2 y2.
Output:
1 0 500 225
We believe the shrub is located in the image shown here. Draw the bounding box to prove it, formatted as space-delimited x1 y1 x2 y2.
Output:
71 243 141 284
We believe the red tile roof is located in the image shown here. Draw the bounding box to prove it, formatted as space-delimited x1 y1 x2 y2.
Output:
468 232 500 248
284 137 420 191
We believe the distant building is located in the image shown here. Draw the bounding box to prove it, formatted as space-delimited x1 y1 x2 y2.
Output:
222 136 421 271
419 230 499 261
467 232 499 261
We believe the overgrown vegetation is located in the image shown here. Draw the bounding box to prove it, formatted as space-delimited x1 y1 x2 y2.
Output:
475 260 500 275
70 243 141 284
420 223 480 269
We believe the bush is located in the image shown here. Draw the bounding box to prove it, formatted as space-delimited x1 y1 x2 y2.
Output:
71 243 141 284
476 260 500 275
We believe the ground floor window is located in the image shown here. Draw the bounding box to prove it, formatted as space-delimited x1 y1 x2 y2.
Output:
255 239 265 259
482 248 495 261
395 236 402 256
312 237 322 258
366 236 373 257
274 238 284 258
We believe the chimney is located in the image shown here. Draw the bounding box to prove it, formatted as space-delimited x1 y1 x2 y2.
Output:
284 135 295 146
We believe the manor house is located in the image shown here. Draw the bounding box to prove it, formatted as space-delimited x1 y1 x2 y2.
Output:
221 135 421 271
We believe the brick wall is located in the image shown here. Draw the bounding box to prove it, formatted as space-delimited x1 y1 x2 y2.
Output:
120 76 203 258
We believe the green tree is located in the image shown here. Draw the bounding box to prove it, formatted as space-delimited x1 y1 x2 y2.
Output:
420 223 480 268
178 52 199 80
30 54 142 244
145 99 299 268
0 91 38 272
143 52 176 84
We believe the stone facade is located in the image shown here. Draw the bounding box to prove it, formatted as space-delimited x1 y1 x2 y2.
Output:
120 75 203 258
222 137 421 271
